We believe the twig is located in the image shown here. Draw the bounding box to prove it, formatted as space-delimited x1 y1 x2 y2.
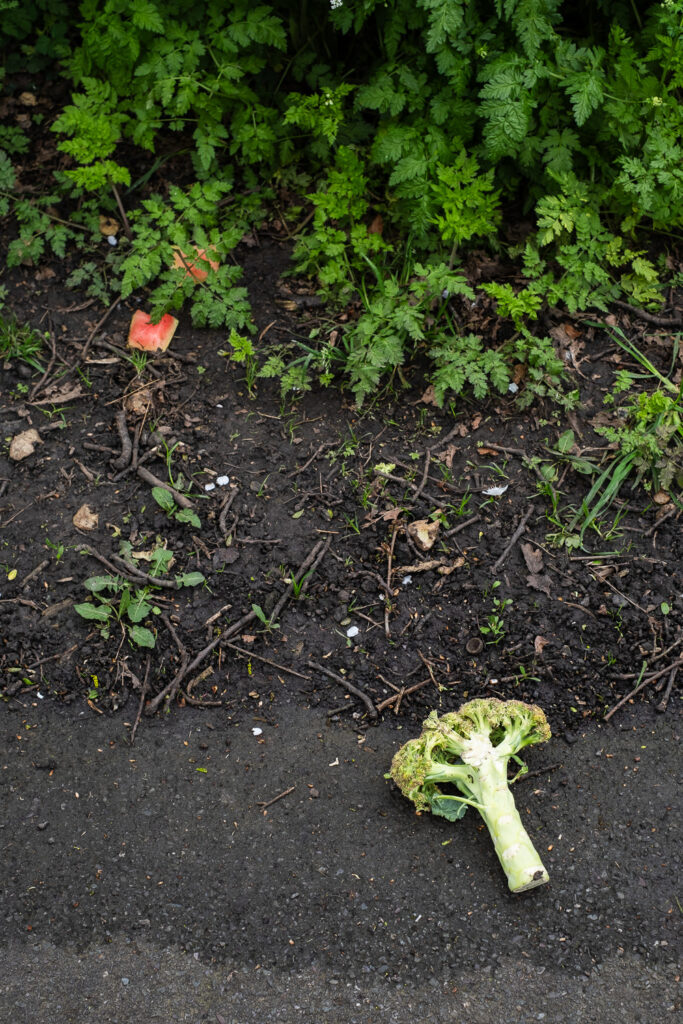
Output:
218 487 238 538
146 538 331 715
375 677 431 713
604 657 683 720
445 513 481 537
611 299 682 328
225 643 312 680
136 465 194 509
516 762 563 783
28 320 58 401
656 665 678 714
256 786 295 810
111 182 133 240
412 450 431 503
183 666 222 706
111 409 133 470
384 525 399 638
492 504 534 573
130 656 151 746
644 505 679 537
308 660 377 719
21 559 50 589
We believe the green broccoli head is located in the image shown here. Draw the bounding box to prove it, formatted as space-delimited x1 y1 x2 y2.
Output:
387 698 552 893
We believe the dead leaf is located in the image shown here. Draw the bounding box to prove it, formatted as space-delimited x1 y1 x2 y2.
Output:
99 215 120 236
18 91 37 107
534 636 550 655
9 428 42 461
419 384 439 406
436 443 459 468
477 447 500 456
653 490 671 505
396 559 444 574
471 414 482 431
437 556 466 575
520 542 544 574
124 388 152 416
526 573 552 596
367 214 383 235
30 385 83 406
35 266 57 281
73 505 99 532
407 518 440 551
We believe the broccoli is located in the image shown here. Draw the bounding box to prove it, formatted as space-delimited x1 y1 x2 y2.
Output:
388 698 552 893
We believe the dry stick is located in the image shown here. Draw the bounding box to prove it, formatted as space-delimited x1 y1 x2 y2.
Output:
218 488 238 538
78 296 122 366
78 544 180 591
375 470 449 509
111 409 133 470
136 465 194 509
21 559 50 590
375 677 431 714
492 504 534 573
225 643 312 681
611 299 683 328
604 657 683 721
146 537 330 715
412 449 431 503
445 513 481 537
644 505 679 537
108 554 183 590
130 656 151 746
384 524 399 639
656 664 678 714
256 786 295 810
29 321 58 401
183 666 222 707
111 182 133 240
308 660 377 719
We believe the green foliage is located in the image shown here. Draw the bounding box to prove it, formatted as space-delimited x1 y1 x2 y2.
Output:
75 545 205 647
1 0 681 403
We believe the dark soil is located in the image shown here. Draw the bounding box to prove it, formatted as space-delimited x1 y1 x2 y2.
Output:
1 241 681 739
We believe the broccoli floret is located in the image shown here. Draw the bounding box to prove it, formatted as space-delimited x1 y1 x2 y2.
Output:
388 698 551 893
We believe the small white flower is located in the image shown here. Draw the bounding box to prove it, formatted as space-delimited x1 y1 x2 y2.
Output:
330 0 343 8
482 485 508 497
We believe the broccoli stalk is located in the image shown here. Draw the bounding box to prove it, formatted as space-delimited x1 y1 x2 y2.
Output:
388 698 551 893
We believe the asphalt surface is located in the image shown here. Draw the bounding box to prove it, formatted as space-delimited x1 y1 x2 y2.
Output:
0 696 679 1023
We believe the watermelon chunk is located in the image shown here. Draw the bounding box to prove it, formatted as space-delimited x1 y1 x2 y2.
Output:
172 245 219 283
127 310 178 352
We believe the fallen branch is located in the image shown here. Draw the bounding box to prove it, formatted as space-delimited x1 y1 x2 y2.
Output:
492 504 534 573
309 660 377 718
136 465 194 509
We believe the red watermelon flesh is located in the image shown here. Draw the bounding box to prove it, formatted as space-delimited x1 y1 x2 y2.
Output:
127 310 178 352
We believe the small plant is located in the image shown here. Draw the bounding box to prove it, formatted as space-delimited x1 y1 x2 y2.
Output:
480 582 512 644
151 487 201 529
75 575 162 648
251 603 279 631
75 545 205 648
0 316 45 372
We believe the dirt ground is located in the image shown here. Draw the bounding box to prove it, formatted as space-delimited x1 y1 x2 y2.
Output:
1 240 681 736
